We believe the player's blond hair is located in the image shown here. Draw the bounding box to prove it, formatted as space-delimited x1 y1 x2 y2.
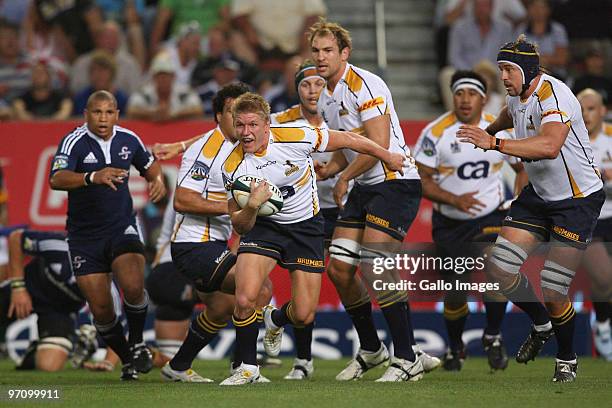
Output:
576 88 604 105
232 92 270 122
308 18 352 52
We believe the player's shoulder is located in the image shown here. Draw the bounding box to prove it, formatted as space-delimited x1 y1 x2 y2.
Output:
422 111 458 139
270 124 315 143
58 124 88 155
534 74 573 103
222 142 245 174
482 112 497 124
603 123 612 137
271 105 304 125
343 64 387 95
114 125 147 147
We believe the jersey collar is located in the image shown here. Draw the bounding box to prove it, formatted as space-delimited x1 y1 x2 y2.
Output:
85 124 117 142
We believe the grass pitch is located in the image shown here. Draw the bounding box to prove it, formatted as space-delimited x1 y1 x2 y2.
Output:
0 358 610 408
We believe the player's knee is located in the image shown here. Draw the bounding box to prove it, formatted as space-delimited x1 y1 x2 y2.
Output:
257 279 273 306
122 286 145 305
488 236 527 279
329 238 361 268
89 303 115 321
541 260 575 297
36 337 71 371
291 307 315 326
235 293 256 313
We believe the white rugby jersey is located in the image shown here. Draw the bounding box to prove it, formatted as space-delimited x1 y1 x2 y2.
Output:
415 112 517 220
506 74 602 201
317 63 419 185
591 123 612 219
222 124 329 224
271 104 348 209
172 127 234 243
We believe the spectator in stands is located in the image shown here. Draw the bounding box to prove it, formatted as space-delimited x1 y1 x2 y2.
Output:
25 0 104 62
515 0 569 79
230 0 327 71
150 0 229 55
444 0 526 27
0 19 31 103
21 3 69 64
474 59 505 115
70 20 143 96
191 26 257 88
195 56 240 117
126 53 203 121
72 51 128 116
162 21 202 86
440 0 513 109
12 60 71 120
265 55 302 113
573 45 612 108
0 0 32 25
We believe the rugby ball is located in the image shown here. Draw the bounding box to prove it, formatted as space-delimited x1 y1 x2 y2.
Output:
231 175 284 216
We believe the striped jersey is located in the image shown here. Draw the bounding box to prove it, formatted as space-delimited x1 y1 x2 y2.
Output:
172 127 234 243
591 123 612 219
271 105 349 209
222 124 330 224
414 112 517 220
506 74 602 201
50 124 154 237
317 63 419 185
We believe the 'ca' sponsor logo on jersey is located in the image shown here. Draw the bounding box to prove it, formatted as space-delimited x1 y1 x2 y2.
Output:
457 161 489 179
119 146 131 160
190 161 210 181
283 160 299 176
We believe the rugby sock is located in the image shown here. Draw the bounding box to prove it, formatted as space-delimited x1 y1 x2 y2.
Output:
94 316 131 364
381 302 416 361
170 311 226 371
483 301 507 336
271 302 293 328
501 273 550 326
293 322 314 360
551 303 576 361
124 290 149 345
443 303 469 351
405 301 417 346
344 300 381 352
233 311 259 366
593 301 610 323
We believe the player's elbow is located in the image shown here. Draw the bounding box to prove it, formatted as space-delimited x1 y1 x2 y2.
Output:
541 143 561 160
48 174 62 190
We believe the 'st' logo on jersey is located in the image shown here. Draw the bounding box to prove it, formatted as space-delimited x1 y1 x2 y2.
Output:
119 146 131 160
284 160 299 176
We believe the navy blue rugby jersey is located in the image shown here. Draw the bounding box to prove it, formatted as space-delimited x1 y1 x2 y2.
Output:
50 124 154 237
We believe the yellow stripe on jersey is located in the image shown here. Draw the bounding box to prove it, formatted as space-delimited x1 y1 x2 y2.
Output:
567 169 584 198
484 113 496 123
207 191 226 201
604 123 612 136
223 144 244 173
431 112 457 138
201 222 210 242
437 165 455 176
350 126 365 135
202 129 225 158
170 216 184 242
492 161 504 172
537 80 553 101
314 127 323 151
271 127 306 142
358 97 384 112
274 105 302 124
294 169 311 188
345 68 363 93
382 162 397 180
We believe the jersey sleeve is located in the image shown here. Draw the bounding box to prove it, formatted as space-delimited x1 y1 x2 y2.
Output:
539 80 572 126
176 140 207 194
50 134 81 176
355 76 392 123
413 128 439 169
130 133 155 175
310 126 329 153
21 230 66 257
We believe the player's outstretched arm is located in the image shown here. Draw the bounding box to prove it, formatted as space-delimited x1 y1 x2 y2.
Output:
417 163 485 215
143 161 167 203
174 187 228 216
315 150 348 180
152 135 202 161
50 168 128 191
7 229 33 320
229 181 272 235
457 122 569 160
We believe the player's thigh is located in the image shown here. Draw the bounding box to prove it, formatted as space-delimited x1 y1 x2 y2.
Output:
583 241 612 293
36 348 69 372
234 253 276 306
327 226 363 280
76 273 113 314
112 253 145 292
289 269 322 323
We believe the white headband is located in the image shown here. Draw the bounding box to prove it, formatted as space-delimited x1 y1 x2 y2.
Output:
451 78 486 98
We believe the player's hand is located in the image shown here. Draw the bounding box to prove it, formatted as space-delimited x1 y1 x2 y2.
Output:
8 289 33 319
93 168 128 191
451 191 486 215
148 176 166 203
246 180 272 210
83 360 115 372
333 176 350 209
152 142 182 161
314 160 330 180
456 125 494 150
385 152 407 175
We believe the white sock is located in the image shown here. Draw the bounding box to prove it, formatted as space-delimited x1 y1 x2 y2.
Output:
534 321 552 332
